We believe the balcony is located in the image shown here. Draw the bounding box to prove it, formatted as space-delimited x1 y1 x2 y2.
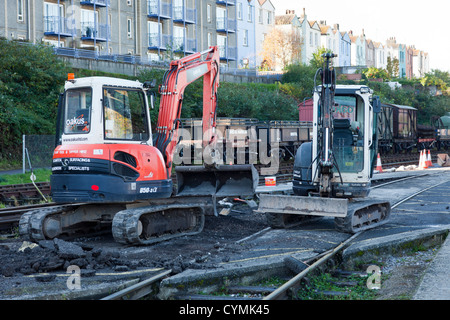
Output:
173 37 197 54
216 0 236 6
148 33 171 50
173 6 196 24
44 16 75 37
148 0 172 19
216 17 236 33
219 45 237 61
80 0 109 7
81 23 111 42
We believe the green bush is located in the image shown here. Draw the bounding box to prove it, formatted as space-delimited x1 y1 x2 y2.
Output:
0 40 67 162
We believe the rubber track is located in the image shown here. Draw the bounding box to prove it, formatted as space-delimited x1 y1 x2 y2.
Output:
112 203 205 245
19 207 65 241
334 200 391 233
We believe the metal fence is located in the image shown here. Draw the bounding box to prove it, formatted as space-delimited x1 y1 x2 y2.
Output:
22 135 55 173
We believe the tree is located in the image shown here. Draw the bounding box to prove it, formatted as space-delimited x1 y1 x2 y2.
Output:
309 47 335 70
386 56 399 78
363 67 390 81
259 28 302 71
0 40 68 161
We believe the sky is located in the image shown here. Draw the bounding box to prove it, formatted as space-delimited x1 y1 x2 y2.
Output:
270 0 450 72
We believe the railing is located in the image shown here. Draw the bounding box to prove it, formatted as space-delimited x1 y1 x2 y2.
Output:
173 6 196 24
80 22 111 41
216 0 236 6
51 44 280 78
44 16 75 36
216 17 236 32
147 0 172 18
148 33 171 50
80 0 109 6
218 45 237 61
173 37 197 53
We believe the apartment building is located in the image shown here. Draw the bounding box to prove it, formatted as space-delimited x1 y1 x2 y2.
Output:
0 0 240 67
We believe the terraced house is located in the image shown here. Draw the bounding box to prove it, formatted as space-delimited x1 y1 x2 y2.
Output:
0 0 238 67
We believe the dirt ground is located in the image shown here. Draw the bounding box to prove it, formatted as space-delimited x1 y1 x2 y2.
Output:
0 201 439 300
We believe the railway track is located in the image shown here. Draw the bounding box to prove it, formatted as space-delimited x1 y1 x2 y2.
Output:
0 182 51 205
101 269 172 300
157 172 448 301
0 154 443 231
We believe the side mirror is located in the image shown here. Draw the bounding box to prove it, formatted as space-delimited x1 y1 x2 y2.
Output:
149 92 155 110
143 79 156 89
372 96 381 113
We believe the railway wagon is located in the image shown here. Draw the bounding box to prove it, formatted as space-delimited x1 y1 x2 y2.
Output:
179 118 312 163
179 118 260 164
434 112 450 150
257 120 312 161
375 104 418 154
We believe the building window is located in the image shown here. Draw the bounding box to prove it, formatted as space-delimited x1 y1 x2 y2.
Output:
247 5 252 22
81 9 99 38
217 34 227 57
243 29 248 46
267 12 272 25
207 32 212 47
237 3 242 20
127 18 133 38
173 25 185 51
17 0 24 22
127 0 132 6
44 2 64 33
148 21 162 47
207 4 211 23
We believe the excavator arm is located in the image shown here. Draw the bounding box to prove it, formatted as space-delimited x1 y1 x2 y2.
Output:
153 46 220 170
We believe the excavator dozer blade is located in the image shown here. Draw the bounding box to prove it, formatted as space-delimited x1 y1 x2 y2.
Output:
175 164 259 197
257 194 349 218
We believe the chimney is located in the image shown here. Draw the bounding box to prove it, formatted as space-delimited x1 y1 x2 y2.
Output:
302 8 306 18
334 23 340 30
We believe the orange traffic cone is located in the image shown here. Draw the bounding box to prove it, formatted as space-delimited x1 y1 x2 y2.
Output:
376 153 383 173
426 150 433 167
418 150 424 169
422 150 428 169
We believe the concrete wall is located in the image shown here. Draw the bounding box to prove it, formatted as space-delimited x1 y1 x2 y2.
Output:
61 55 280 84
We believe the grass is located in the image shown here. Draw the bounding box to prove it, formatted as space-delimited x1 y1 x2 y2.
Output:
0 168 52 185
295 272 379 300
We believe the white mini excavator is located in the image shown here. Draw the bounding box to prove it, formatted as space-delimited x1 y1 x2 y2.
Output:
257 53 391 233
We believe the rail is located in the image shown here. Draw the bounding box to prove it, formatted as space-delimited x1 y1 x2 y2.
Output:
100 269 172 300
263 232 362 300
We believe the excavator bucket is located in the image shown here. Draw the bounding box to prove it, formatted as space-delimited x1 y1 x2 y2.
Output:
175 164 259 197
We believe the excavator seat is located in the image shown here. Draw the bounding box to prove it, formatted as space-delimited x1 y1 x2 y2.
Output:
333 119 353 147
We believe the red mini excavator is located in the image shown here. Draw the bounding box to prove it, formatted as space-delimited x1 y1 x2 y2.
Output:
19 47 258 245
